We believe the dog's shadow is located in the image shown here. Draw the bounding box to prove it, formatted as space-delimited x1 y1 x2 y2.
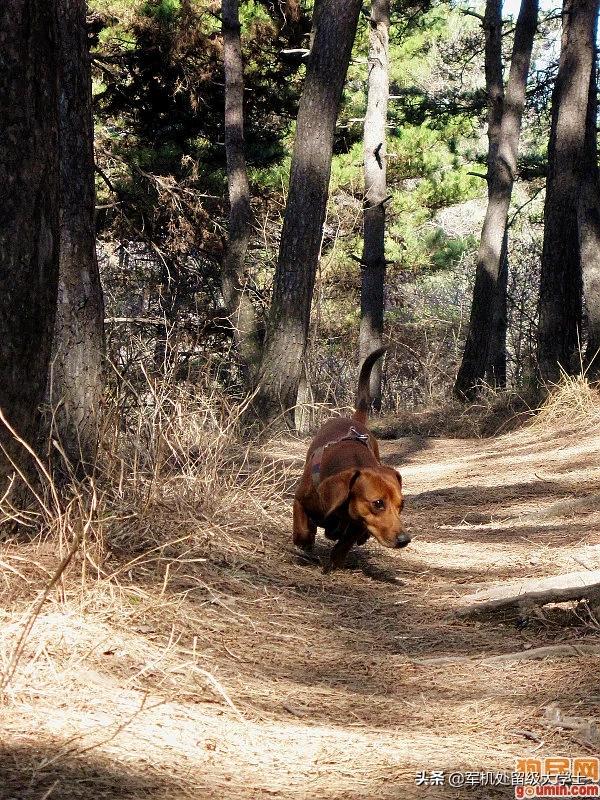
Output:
293 544 404 585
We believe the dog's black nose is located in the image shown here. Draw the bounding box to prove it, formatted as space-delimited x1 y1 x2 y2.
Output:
395 533 411 549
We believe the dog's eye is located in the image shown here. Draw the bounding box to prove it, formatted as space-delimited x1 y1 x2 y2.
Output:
372 499 385 511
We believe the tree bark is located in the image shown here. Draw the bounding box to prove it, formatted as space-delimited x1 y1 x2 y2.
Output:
454 0 538 400
50 0 105 477
537 0 598 383
358 0 391 413
221 0 261 384
483 0 505 168
486 231 509 387
578 32 600 377
0 0 60 489
483 0 508 390
253 0 363 424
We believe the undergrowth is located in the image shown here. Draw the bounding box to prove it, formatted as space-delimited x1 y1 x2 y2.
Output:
0 370 293 700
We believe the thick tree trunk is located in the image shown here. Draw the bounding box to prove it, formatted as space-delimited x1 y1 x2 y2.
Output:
454 0 538 400
537 0 598 383
487 231 509 387
0 1 60 489
579 35 600 377
221 0 260 384
483 0 504 166
358 0 391 413
50 0 105 477
254 0 363 424
483 0 508 390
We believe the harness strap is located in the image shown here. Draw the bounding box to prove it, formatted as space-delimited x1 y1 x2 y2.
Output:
310 426 371 487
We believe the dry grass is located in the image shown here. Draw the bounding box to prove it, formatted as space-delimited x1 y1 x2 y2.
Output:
0 370 293 700
535 372 600 429
2 372 600 799
375 385 537 440
376 372 600 440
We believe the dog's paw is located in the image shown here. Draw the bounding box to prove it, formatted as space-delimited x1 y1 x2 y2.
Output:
295 548 320 566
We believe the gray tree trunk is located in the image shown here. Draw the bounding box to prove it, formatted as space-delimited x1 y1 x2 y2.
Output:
358 0 391 413
537 0 598 383
222 0 261 384
0 0 60 489
253 0 363 424
50 0 105 477
487 231 509 387
482 0 508 390
578 33 600 376
455 0 538 400
483 0 505 167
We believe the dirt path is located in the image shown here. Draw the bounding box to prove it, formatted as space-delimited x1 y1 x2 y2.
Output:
2 423 600 799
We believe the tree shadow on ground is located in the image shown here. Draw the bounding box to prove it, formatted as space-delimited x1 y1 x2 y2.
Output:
0 741 170 800
380 435 433 466
404 478 600 545
408 479 588 509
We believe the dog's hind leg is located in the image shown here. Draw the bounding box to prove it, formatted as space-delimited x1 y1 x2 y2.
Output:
293 499 317 551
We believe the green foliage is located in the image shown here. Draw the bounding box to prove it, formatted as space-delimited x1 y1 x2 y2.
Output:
426 229 476 270
91 0 306 252
239 0 273 26
141 0 181 22
416 168 480 210
90 0 497 392
325 0 487 289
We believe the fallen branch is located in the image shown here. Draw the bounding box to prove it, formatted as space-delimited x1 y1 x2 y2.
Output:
411 640 600 666
544 703 600 744
279 47 310 59
457 570 600 617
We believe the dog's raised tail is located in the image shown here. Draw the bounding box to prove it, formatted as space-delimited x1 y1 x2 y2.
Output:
354 346 388 423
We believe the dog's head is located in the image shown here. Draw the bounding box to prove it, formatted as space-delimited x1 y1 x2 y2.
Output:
317 467 410 549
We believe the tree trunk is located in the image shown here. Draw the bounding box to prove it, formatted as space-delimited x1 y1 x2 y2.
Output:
454 0 538 400
482 0 508 390
50 0 105 477
537 0 598 383
578 33 600 377
358 0 391 413
221 0 261 384
483 0 505 167
253 0 363 424
0 0 60 489
487 230 509 387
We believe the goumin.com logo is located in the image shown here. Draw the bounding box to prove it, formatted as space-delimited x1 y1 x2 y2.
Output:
514 758 600 798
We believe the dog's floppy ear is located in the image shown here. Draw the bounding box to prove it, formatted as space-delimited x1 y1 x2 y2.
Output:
382 466 402 489
318 470 360 518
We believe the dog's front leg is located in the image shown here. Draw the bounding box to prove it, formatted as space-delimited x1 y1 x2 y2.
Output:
323 530 358 573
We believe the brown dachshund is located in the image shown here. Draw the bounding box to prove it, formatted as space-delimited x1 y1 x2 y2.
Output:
293 347 410 571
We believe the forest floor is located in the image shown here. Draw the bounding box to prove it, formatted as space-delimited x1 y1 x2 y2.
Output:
2 415 600 800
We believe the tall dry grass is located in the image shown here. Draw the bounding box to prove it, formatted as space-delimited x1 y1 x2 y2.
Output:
534 370 600 429
0 365 295 701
